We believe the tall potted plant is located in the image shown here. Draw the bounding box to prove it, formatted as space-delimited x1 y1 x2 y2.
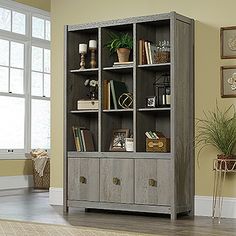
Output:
105 32 133 62
196 103 236 169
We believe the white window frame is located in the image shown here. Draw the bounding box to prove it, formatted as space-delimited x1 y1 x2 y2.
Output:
0 0 50 159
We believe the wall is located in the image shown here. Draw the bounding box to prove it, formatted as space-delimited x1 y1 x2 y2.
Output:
16 0 50 11
50 0 236 197
0 0 50 181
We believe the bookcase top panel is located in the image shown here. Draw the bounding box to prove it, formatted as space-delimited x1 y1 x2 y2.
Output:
67 12 192 32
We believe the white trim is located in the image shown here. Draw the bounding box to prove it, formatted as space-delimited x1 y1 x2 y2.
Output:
195 195 236 219
0 175 33 189
49 187 63 206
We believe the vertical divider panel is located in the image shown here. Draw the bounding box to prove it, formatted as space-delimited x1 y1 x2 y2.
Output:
133 23 137 153
98 27 102 152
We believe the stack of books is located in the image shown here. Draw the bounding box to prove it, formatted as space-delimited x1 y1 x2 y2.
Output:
72 126 95 152
139 39 158 65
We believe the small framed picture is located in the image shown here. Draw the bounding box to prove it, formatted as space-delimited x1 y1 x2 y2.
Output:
146 96 156 108
109 129 130 151
221 66 236 98
221 26 236 59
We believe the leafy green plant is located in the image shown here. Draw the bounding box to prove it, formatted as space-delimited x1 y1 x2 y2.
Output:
196 103 236 157
105 32 133 54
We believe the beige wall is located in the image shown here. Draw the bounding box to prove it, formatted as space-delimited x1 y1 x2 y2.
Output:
0 160 32 176
0 0 50 178
16 0 50 11
51 0 236 197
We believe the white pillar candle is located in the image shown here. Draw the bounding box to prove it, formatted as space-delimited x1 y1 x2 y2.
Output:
79 43 87 53
89 40 97 49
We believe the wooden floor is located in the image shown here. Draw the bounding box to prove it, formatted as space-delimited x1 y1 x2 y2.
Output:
0 189 235 235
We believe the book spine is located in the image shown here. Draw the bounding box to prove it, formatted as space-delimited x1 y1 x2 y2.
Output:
77 127 84 151
81 130 86 152
110 80 118 109
108 81 110 110
72 126 79 152
148 42 152 64
139 39 143 65
142 40 147 64
144 41 150 64
103 80 108 110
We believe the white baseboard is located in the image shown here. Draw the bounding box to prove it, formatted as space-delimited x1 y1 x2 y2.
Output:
48 190 236 218
0 175 33 190
49 187 63 205
195 195 236 218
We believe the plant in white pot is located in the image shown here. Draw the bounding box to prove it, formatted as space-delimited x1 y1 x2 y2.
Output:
105 32 133 62
196 103 236 169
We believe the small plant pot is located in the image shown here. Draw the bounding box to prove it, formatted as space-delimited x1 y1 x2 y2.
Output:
217 154 236 170
117 48 130 62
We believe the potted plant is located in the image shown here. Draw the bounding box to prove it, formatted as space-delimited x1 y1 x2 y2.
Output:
196 103 236 169
105 32 133 62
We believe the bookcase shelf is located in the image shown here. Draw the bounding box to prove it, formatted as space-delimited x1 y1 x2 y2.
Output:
64 12 194 220
70 110 99 114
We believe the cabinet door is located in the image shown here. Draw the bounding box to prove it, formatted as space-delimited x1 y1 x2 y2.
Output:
135 159 171 205
100 159 134 204
68 158 99 201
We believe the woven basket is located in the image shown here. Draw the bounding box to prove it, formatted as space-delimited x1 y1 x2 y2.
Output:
32 159 50 189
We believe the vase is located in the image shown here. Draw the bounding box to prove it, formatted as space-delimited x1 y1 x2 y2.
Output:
117 48 130 62
217 154 236 170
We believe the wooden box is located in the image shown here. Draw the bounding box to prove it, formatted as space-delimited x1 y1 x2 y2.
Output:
146 138 170 152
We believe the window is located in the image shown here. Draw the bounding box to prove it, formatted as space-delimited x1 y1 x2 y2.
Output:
0 1 50 157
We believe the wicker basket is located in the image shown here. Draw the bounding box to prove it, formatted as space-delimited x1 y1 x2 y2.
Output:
32 158 50 189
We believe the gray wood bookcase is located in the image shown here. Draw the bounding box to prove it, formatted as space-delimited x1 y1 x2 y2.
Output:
64 12 194 220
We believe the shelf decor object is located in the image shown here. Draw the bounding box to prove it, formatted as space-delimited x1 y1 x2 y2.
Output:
89 40 97 68
64 12 194 220
212 158 236 223
78 43 87 70
220 26 236 59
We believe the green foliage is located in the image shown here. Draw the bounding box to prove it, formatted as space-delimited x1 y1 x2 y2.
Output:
196 103 236 157
105 32 133 54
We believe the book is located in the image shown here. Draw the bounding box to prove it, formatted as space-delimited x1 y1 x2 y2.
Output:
144 41 150 64
148 42 152 64
110 80 128 109
113 61 133 65
149 43 158 64
139 39 143 65
81 129 95 151
103 80 109 109
72 126 80 151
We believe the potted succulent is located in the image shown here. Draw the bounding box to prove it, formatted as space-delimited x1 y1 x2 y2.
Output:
105 32 133 62
196 103 236 169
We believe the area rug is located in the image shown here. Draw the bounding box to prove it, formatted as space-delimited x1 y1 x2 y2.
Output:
0 219 155 236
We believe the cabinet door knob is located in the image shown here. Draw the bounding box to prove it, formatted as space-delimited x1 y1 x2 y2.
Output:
113 177 121 185
149 178 157 187
80 176 87 184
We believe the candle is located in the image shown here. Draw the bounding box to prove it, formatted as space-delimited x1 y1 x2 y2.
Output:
79 43 87 53
89 40 97 49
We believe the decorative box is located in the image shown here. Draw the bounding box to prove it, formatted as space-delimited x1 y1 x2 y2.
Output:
77 100 99 110
146 137 170 152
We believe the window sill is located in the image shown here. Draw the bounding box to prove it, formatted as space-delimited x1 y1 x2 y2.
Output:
0 153 30 160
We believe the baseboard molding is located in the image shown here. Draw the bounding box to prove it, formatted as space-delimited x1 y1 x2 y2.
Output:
49 187 63 205
195 195 236 218
48 190 236 218
0 175 33 190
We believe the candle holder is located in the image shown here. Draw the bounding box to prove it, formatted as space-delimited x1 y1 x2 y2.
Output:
78 43 87 70
90 48 96 68
89 40 97 69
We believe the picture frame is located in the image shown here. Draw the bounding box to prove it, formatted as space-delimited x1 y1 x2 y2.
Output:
109 129 130 151
146 96 157 108
220 26 236 59
220 66 236 98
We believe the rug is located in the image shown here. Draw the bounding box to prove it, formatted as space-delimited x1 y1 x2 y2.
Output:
0 219 154 236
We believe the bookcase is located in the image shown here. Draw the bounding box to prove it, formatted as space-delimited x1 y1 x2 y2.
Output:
64 12 194 220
